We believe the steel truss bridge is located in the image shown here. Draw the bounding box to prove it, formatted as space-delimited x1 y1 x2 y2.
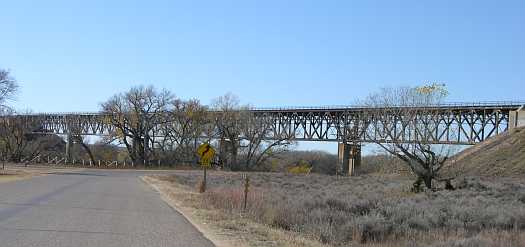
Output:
5 102 524 146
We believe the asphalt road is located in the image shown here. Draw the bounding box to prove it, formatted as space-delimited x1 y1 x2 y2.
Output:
0 169 214 247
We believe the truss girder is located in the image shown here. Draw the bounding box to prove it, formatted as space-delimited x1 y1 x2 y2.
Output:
4 104 520 145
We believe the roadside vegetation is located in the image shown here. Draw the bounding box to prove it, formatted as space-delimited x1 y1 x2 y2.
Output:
0 167 42 183
152 171 525 246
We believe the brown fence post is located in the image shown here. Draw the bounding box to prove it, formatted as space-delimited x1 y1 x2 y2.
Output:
243 174 250 211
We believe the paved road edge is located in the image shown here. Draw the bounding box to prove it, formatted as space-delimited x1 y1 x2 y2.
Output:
141 176 236 247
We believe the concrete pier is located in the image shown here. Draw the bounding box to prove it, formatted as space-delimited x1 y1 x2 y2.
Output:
509 105 525 130
338 143 361 176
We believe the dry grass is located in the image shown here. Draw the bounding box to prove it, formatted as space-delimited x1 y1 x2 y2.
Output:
0 164 85 183
0 168 34 183
443 126 525 177
151 170 525 246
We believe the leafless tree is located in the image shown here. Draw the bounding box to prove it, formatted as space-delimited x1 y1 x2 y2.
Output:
0 72 22 163
0 112 32 162
0 69 18 109
212 93 244 170
212 93 293 170
100 85 174 166
0 109 62 162
160 98 210 164
363 84 456 190
68 126 96 164
239 111 294 170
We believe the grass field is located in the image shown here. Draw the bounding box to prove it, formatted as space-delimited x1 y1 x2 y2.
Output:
150 171 525 246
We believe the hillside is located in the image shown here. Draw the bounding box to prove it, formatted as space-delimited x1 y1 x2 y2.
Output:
444 126 525 177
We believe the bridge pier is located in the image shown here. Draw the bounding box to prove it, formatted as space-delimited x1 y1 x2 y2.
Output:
509 105 525 130
338 143 361 176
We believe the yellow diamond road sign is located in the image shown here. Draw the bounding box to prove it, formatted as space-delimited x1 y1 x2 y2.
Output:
197 143 215 167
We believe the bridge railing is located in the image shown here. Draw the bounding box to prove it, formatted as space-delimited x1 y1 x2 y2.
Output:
8 101 525 116
251 101 525 111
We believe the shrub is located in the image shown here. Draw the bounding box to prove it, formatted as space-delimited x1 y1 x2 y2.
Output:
161 172 525 246
287 162 312 175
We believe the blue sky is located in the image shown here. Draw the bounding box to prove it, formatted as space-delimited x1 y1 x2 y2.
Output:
1 0 523 153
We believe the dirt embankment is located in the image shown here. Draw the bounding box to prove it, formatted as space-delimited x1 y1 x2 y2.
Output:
444 126 525 177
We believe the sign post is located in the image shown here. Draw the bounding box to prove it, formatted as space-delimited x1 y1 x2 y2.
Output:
196 143 215 193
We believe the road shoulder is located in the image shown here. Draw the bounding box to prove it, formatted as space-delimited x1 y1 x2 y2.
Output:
142 176 243 247
0 169 41 183
142 175 326 247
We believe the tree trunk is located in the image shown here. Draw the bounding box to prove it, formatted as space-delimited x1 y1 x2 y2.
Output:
131 137 146 166
80 142 96 165
231 144 238 171
412 174 433 192
423 175 432 189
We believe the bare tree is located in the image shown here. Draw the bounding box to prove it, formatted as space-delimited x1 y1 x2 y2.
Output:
0 71 21 164
160 98 210 164
0 109 63 162
0 69 18 109
239 111 294 170
0 111 33 162
212 93 244 170
212 93 294 170
363 83 455 191
68 126 96 164
101 85 174 166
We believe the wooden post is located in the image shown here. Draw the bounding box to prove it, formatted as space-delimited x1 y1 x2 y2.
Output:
243 174 250 211
199 166 207 193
